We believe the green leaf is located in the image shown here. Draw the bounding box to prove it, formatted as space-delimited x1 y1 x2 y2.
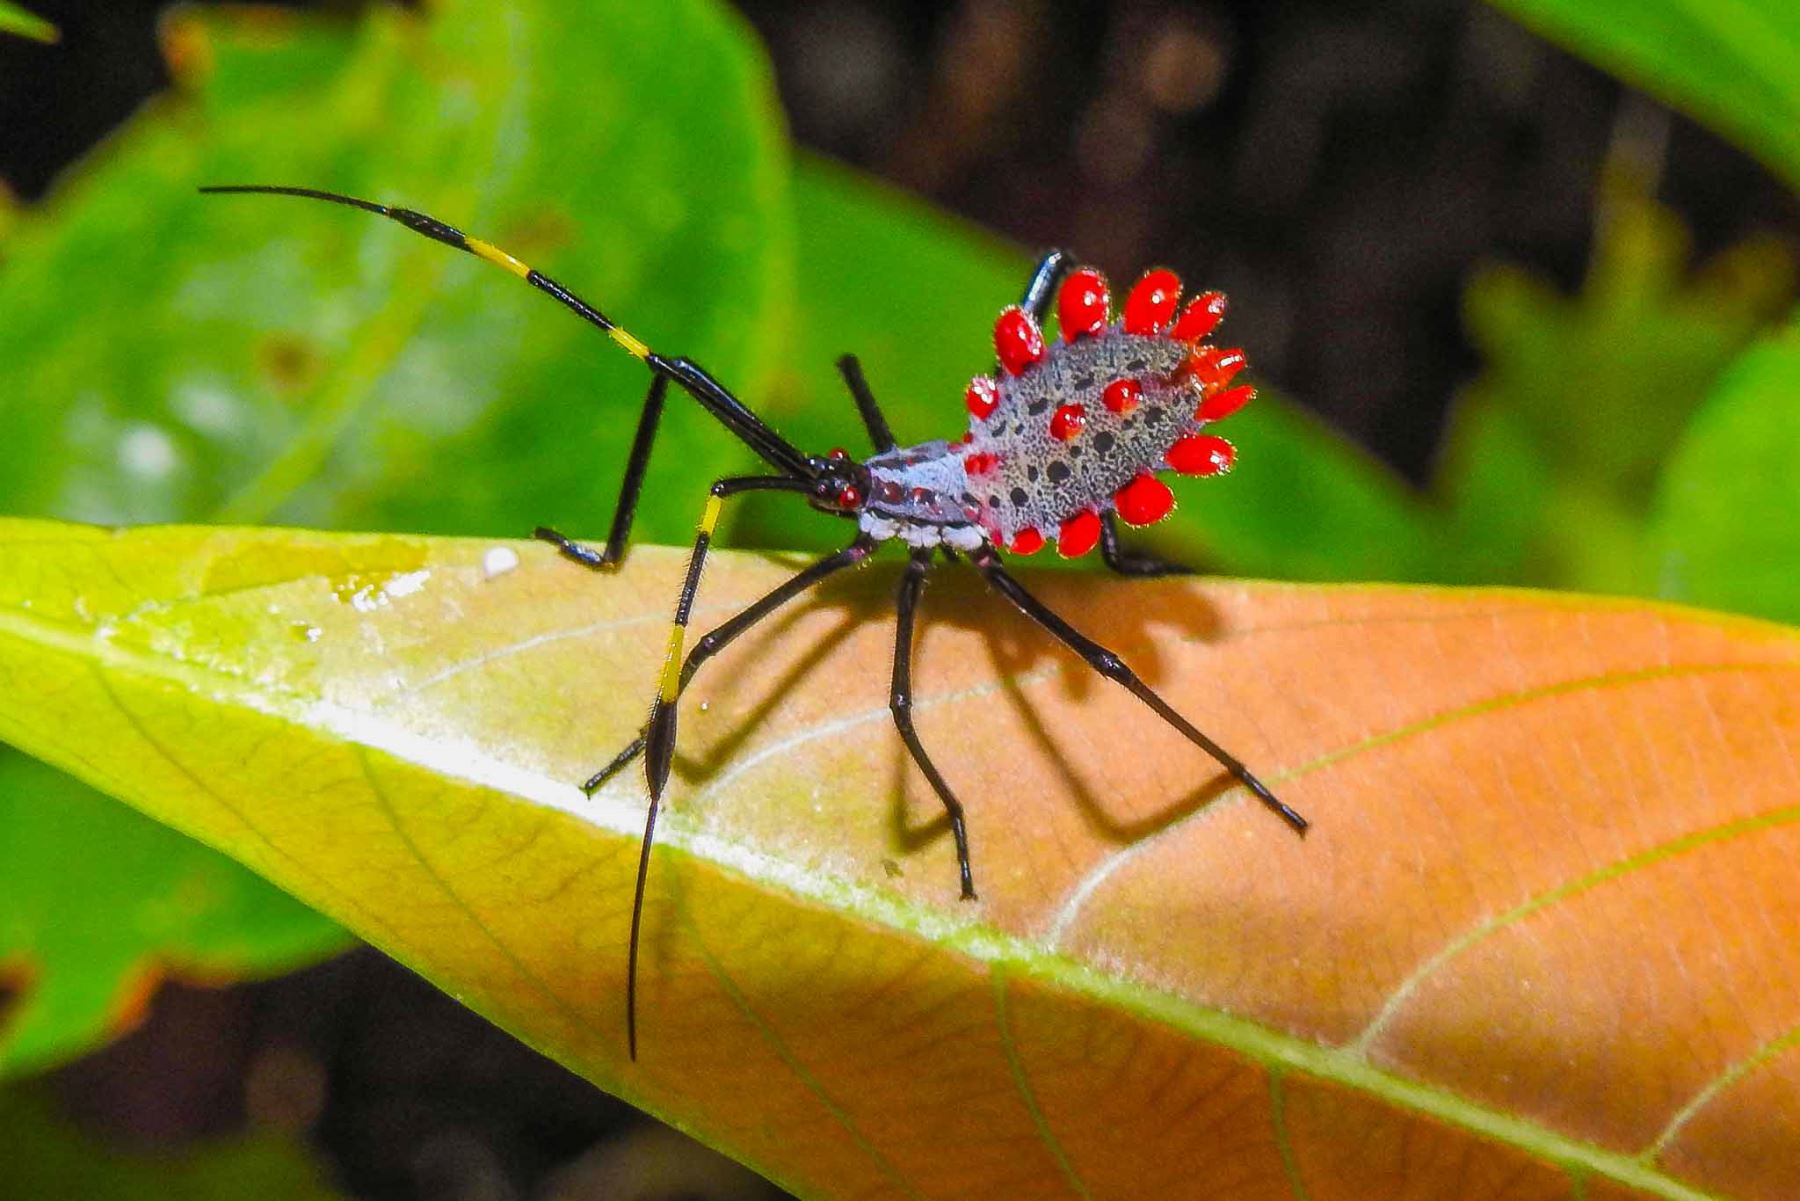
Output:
0 1 56 43
0 0 791 1072
0 0 791 545
1485 0 1800 192
0 1085 343 1200
3 519 1799 1199
760 155 1445 580
1648 322 1800 624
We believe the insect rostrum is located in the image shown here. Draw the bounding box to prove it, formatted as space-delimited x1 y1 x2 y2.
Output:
199 184 1309 1060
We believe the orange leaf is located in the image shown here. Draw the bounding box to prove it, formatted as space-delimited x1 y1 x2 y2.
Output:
0 518 1795 1200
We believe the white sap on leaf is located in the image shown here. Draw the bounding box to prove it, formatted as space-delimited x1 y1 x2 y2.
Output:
332 570 432 613
384 570 430 600
482 545 520 578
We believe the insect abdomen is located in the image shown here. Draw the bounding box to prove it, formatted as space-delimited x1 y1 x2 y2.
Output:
958 267 1253 556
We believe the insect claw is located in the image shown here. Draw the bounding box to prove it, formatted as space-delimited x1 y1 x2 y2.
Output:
1241 771 1309 834
581 733 648 794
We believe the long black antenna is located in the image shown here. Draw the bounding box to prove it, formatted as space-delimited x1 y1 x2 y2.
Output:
198 185 814 479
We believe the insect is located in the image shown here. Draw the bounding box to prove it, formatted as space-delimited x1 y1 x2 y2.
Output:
201 184 1310 1058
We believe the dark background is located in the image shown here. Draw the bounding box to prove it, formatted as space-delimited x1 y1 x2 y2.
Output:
3 2 1795 1198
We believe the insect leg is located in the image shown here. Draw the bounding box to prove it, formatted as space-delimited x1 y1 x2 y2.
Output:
891 548 978 900
534 374 670 570
1098 511 1194 578
969 546 1308 834
1019 248 1076 322
580 534 878 793
835 354 898 453
624 474 813 1059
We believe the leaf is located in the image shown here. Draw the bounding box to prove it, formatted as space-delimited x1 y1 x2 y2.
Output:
0 1 56 43
2 518 1797 1200
0 750 343 1074
0 0 789 1071
761 155 1447 581
1484 0 1800 192
0 0 791 545
0 1084 344 1200
1648 322 1800 625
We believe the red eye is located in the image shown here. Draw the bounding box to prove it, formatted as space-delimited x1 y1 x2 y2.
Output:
835 483 863 508
828 447 849 460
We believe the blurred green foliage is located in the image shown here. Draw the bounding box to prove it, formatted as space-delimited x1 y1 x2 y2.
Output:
1439 184 1794 594
0 2 55 44
0 0 1795 1138
0 1085 342 1199
1650 320 1800 622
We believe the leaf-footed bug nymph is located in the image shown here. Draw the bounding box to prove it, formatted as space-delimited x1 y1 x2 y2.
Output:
200 184 1310 1059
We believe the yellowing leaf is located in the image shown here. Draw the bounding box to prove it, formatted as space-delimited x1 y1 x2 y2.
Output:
0 517 1797 1201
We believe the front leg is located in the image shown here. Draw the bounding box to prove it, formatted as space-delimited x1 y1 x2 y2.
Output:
578 535 876 794
622 472 811 1060
535 373 671 571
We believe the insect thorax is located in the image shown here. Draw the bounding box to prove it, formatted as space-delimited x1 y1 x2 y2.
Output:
859 441 988 550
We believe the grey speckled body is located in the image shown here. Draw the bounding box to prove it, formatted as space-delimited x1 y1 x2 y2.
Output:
968 330 1197 544
855 329 1202 549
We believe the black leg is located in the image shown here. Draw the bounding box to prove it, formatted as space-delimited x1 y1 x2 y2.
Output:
624 473 814 1060
1098 511 1194 577
581 535 878 793
891 548 978 899
533 372 668 570
970 546 1307 834
1019 248 1075 322
836 355 898 454
533 525 607 570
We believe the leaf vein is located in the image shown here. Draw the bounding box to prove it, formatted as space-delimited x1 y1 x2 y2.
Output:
990 964 1093 1201
1047 659 1797 947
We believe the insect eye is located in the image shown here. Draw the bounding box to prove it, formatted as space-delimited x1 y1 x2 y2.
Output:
835 483 863 508
827 447 849 461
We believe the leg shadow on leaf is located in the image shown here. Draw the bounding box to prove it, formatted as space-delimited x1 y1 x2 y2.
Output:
881 564 1248 862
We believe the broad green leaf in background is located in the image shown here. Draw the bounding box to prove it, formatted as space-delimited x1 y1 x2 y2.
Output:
0 0 791 540
0 0 791 1072
0 1085 343 1200
2 519 1798 1200
1484 0 1800 194
1649 321 1800 625
0 1 55 44
769 156 1449 581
